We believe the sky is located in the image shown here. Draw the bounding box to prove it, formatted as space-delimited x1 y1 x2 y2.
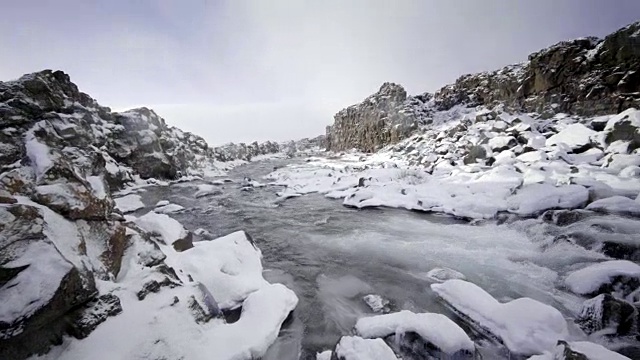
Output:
1 1 639 145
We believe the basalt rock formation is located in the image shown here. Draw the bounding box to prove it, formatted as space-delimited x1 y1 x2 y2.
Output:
327 21 640 152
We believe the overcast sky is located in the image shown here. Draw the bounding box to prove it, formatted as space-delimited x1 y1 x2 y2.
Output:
2 1 639 145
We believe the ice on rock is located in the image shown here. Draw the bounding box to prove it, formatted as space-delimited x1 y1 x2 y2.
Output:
564 260 640 296
114 194 145 213
133 211 189 247
586 196 640 216
334 336 398 360
431 279 568 356
546 123 597 150
173 231 268 309
355 310 475 356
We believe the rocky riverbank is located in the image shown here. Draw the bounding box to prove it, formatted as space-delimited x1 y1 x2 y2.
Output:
0 70 305 359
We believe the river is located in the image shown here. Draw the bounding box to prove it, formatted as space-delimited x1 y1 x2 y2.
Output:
135 159 588 359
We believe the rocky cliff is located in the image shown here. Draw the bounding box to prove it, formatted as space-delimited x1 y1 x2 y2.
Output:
0 70 294 359
327 21 640 152
326 82 433 152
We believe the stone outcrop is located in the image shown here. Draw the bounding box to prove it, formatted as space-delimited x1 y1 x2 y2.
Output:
327 21 640 152
326 83 433 152
211 140 281 162
0 71 221 359
0 70 214 188
435 22 640 116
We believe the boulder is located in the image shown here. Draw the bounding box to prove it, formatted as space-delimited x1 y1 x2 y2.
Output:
66 293 123 339
326 83 431 152
576 294 638 337
0 203 97 360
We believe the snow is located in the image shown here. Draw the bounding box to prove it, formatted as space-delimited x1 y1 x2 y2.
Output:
24 125 54 180
172 231 268 309
517 150 548 163
206 283 298 359
546 123 597 150
37 226 298 360
355 310 475 355
586 195 640 216
133 211 189 246
334 336 398 360
114 194 144 213
507 184 588 215
564 260 640 296
431 279 568 356
0 240 72 325
488 136 516 150
86 175 107 199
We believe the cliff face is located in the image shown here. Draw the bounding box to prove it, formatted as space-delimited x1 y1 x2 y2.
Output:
327 21 640 152
326 82 433 152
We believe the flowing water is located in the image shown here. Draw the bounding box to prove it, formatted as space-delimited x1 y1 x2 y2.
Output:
136 159 591 359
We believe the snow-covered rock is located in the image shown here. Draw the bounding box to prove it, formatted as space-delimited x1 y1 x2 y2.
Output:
546 123 597 150
114 194 145 213
173 231 267 310
507 184 589 215
564 260 640 297
586 196 640 217
355 310 475 358
334 336 398 360
133 211 193 251
431 279 568 356
528 340 631 360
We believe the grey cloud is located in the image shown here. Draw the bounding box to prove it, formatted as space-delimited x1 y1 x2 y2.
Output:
1 1 639 145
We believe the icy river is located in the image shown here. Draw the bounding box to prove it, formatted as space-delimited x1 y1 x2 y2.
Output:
133 159 602 359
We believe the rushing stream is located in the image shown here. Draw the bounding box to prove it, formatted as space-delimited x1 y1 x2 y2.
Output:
134 159 590 359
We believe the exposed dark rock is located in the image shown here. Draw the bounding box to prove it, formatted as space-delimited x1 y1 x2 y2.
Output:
327 83 432 152
463 145 487 165
187 283 222 324
383 332 478 360
66 294 123 339
576 294 638 337
173 231 194 252
541 209 593 226
434 22 640 116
